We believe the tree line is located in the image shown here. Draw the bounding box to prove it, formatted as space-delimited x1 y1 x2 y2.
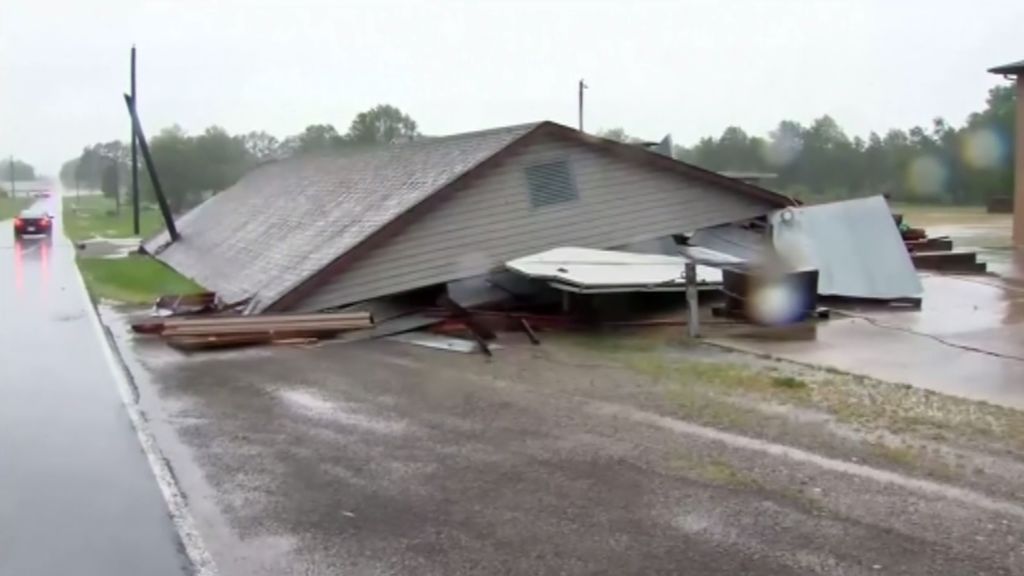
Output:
60 104 419 211
0 158 37 182
62 83 1015 212
603 83 1015 205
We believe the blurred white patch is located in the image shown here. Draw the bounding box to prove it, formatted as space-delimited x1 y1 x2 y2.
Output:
961 128 1005 170
746 280 803 325
772 211 814 271
905 156 947 197
761 134 802 167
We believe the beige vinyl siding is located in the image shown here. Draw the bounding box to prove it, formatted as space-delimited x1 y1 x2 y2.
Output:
294 138 776 311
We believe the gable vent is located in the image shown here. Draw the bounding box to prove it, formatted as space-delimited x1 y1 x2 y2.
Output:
525 160 578 208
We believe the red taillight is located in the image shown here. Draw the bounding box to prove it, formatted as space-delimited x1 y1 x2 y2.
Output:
40 218 50 227
13 218 22 228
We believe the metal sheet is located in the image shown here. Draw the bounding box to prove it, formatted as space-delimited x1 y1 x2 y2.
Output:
386 332 493 354
445 270 539 308
615 236 680 256
506 247 721 290
689 224 768 262
770 196 923 299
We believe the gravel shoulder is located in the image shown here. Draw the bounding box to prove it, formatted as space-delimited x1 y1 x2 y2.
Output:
108 311 1024 576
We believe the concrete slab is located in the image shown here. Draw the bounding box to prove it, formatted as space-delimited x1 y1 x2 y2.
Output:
714 216 1024 410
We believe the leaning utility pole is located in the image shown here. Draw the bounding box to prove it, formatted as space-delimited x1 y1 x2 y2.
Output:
124 93 179 241
578 79 587 132
130 45 140 235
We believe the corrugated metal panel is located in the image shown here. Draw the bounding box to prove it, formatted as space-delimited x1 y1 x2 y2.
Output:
145 123 540 306
690 224 768 262
770 195 923 299
294 137 777 310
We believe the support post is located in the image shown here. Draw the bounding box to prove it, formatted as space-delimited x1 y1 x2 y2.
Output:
123 93 179 242
685 262 699 338
1015 76 1024 246
131 45 140 236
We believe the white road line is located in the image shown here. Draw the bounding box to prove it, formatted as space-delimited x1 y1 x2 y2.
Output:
67 214 217 575
590 401 1024 519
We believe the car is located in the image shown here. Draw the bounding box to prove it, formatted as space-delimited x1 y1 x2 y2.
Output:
13 210 53 238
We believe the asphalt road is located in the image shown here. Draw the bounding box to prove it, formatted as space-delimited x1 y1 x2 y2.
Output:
0 194 190 576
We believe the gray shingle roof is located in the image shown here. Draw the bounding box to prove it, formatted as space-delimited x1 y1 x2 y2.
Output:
989 59 1024 75
146 122 541 309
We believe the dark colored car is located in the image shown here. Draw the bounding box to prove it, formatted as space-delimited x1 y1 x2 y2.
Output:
13 210 53 238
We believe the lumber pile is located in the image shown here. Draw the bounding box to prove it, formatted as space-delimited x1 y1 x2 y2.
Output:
134 312 373 351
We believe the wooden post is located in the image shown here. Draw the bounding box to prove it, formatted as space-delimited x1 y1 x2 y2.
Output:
1014 76 1024 246
686 262 699 338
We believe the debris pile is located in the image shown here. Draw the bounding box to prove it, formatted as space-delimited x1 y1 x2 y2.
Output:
132 192 995 355
895 212 987 273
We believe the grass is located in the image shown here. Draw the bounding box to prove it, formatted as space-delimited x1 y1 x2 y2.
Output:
0 196 32 220
557 332 1024 454
771 376 808 390
673 456 759 488
626 353 812 403
64 195 201 303
62 195 164 242
77 255 205 304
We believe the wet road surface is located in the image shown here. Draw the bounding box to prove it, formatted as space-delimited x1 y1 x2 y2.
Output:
0 195 190 575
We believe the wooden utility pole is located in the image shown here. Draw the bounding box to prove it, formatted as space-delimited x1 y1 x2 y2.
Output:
131 45 140 235
578 79 587 132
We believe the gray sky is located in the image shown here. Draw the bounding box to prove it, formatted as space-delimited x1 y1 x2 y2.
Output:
2 0 1021 175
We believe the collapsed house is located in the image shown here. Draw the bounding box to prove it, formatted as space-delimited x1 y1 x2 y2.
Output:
145 121 795 313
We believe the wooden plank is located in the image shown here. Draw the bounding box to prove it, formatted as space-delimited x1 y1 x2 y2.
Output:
162 311 371 329
162 323 363 337
904 237 953 253
166 331 319 351
519 318 540 345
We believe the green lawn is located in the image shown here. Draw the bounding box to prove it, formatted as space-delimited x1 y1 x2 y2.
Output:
0 196 32 220
76 255 205 304
65 195 205 303
63 195 164 242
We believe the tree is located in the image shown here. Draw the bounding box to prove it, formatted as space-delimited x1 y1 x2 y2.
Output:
101 162 121 213
0 158 36 181
241 131 280 161
192 126 253 192
294 124 344 153
142 126 196 211
597 128 633 143
346 104 419 145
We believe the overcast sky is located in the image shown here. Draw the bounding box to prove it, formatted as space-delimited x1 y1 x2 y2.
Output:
1 0 1021 175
